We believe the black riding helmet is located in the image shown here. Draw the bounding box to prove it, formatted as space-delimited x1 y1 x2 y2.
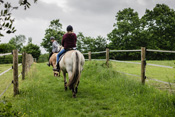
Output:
67 25 73 32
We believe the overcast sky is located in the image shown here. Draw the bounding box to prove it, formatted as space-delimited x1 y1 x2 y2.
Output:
1 0 175 53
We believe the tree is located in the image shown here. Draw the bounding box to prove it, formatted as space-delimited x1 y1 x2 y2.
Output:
22 43 41 59
76 32 85 52
108 8 140 50
0 0 37 38
77 32 107 53
28 37 32 44
41 19 65 52
107 8 142 60
95 36 107 51
0 43 15 53
9 35 26 52
141 4 175 50
107 4 175 60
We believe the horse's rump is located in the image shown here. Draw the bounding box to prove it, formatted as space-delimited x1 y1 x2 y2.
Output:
68 51 80 89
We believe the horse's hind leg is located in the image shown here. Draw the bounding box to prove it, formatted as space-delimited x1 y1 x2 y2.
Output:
72 88 76 98
75 81 80 94
59 70 61 77
63 72 67 91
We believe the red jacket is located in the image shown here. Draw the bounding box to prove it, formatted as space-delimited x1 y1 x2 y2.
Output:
62 33 77 49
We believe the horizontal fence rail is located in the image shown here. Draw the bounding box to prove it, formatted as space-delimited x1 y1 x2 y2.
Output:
110 49 141 53
147 49 175 53
0 53 12 56
0 53 22 56
83 49 141 55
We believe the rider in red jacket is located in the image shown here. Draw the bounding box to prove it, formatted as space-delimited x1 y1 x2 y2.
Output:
53 25 77 71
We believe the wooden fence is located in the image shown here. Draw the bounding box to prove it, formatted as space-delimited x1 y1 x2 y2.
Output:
0 50 34 97
84 47 175 85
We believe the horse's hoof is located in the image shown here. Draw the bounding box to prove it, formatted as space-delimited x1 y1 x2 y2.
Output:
72 95 76 98
72 92 76 98
75 88 78 94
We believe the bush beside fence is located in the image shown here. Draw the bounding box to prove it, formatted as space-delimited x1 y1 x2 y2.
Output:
0 55 22 64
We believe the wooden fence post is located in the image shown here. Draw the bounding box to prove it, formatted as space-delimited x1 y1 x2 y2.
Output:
29 54 31 70
141 47 146 85
34 58 37 62
13 50 19 96
106 48 109 67
22 52 26 80
88 51 91 61
25 54 28 74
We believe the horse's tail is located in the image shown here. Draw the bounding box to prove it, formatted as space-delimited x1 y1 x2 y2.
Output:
68 51 80 90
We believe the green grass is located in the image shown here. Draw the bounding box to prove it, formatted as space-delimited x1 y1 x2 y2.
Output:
0 64 12 73
1 61 175 116
0 64 22 96
111 60 175 83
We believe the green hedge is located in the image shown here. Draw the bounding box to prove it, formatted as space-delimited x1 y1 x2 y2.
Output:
37 54 49 63
0 55 22 64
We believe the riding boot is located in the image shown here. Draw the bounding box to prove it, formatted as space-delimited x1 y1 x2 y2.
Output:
53 63 60 71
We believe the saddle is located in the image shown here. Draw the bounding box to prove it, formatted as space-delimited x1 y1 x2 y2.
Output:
58 48 76 62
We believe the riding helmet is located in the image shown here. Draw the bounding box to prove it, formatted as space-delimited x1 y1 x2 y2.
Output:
67 25 73 32
50 36 55 40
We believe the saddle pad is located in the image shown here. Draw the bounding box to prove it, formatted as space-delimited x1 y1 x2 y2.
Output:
59 53 66 62
58 49 76 62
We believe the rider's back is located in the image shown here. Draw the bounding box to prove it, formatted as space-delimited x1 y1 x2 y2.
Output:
62 33 77 50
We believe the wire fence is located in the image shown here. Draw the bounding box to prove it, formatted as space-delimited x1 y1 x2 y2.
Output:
0 51 34 98
0 72 22 98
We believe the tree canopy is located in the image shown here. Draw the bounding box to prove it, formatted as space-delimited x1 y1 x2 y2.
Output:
108 4 175 60
0 43 15 53
22 43 41 59
41 19 65 52
77 32 107 53
8 35 26 52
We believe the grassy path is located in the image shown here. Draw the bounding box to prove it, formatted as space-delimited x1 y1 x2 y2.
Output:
1 61 175 116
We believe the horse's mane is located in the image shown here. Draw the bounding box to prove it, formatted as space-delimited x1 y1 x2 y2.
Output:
57 44 64 52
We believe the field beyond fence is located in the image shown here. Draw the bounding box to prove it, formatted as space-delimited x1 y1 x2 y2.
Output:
83 47 175 85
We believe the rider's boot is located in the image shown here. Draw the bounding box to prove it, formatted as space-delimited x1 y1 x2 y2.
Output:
53 63 60 71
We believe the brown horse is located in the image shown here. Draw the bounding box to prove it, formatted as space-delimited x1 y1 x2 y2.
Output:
57 46 85 98
49 53 60 77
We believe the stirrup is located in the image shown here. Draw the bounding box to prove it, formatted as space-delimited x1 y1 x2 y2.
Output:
53 68 59 71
